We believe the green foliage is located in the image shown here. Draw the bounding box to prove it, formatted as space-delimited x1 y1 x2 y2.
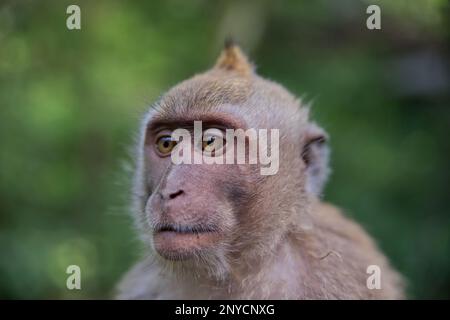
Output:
0 0 449 298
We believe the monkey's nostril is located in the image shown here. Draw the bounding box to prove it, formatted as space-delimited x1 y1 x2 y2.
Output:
169 190 184 199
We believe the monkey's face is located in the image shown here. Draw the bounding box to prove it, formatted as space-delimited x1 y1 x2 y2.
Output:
142 121 254 262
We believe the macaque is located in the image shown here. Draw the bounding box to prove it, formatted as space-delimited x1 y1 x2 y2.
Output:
116 42 404 299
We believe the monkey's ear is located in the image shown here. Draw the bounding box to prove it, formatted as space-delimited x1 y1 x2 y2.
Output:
214 40 253 75
302 124 330 196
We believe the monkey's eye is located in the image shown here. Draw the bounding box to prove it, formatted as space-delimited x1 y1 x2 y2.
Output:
156 135 177 155
202 128 225 156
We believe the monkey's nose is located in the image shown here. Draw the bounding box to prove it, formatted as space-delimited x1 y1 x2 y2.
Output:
168 190 184 199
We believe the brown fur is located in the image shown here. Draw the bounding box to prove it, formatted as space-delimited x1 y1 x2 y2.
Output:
116 44 404 299
214 40 254 75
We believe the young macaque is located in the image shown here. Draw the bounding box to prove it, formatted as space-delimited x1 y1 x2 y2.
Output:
116 43 404 299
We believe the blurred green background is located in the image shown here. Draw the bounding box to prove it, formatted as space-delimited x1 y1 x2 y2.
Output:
0 0 449 299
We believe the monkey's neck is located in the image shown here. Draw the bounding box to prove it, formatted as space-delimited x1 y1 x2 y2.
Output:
227 234 308 299
157 234 307 299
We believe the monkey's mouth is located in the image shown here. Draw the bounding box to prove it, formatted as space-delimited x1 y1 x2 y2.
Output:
153 223 221 260
155 223 218 234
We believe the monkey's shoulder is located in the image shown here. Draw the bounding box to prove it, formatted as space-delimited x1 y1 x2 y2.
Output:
308 202 405 299
312 202 379 249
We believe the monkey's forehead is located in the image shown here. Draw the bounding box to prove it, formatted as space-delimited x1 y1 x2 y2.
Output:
157 69 301 110
145 69 309 133
163 71 253 110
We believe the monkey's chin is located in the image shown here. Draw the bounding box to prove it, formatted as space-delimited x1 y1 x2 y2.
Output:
153 231 221 260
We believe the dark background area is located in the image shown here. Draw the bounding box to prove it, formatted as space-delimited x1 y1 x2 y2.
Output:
0 0 449 299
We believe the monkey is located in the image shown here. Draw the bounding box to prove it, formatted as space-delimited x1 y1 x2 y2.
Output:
115 42 405 299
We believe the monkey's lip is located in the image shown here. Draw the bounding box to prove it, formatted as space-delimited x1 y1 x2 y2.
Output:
154 224 218 234
153 224 221 259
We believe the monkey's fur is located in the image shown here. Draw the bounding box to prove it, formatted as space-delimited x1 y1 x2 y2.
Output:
116 44 404 299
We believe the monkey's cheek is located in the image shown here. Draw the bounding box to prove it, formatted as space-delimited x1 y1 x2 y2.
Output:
153 231 221 260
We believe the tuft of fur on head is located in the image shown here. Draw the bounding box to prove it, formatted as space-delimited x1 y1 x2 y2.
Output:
214 39 254 76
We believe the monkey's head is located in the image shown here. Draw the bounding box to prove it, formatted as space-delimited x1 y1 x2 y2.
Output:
133 43 329 279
